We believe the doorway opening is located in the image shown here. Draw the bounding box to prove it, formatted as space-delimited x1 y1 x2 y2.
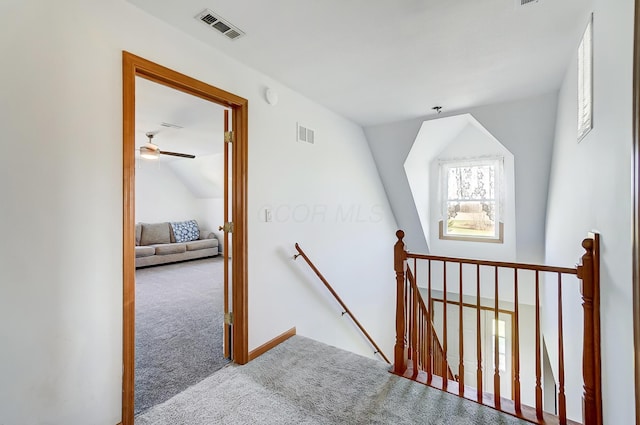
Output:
133 76 231 415
122 51 248 425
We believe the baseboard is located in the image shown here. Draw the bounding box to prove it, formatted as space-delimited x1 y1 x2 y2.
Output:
248 327 296 361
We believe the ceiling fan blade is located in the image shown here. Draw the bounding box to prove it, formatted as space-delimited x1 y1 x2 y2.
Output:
159 150 196 159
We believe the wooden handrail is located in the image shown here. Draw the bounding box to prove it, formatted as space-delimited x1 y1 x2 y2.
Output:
294 243 391 364
406 252 578 275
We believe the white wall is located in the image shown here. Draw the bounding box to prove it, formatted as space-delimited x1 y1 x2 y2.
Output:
544 0 635 423
135 161 202 224
197 198 225 250
136 158 223 246
403 115 468 248
168 153 225 199
365 92 558 264
0 1 397 424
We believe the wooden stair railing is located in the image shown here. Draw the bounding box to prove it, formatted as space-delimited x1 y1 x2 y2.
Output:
392 230 601 425
406 268 455 381
294 243 391 364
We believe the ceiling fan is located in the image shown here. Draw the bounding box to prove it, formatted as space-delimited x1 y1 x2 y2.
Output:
139 132 195 159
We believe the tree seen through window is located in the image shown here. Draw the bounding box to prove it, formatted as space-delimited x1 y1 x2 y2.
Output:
444 161 497 238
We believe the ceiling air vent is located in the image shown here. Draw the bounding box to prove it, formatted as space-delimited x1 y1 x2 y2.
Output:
160 122 184 129
195 9 245 41
515 0 539 6
297 123 315 145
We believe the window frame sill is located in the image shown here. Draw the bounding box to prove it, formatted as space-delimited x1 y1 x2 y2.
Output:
438 220 504 244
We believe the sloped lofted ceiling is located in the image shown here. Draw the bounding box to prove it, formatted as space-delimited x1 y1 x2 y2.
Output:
136 76 227 198
135 77 226 159
126 0 591 127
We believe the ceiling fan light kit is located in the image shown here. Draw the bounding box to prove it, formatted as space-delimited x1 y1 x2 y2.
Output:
140 145 160 160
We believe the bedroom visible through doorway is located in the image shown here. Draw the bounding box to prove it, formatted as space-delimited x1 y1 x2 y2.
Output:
133 76 230 415
122 51 248 425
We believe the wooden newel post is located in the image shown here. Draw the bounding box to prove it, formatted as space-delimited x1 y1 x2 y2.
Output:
577 235 602 425
394 230 408 374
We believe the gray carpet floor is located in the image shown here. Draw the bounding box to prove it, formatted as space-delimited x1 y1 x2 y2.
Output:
135 257 229 416
135 335 530 424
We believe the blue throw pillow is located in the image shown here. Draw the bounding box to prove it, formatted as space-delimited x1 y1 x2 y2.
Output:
170 220 200 243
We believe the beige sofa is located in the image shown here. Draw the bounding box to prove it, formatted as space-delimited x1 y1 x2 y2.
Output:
135 220 219 268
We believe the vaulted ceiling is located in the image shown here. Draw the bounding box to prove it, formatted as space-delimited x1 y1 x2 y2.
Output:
127 0 591 127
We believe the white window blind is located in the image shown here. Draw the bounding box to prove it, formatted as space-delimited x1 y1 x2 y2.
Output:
577 15 593 142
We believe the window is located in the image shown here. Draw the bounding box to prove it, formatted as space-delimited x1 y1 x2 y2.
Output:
492 319 507 372
577 14 593 142
439 157 503 242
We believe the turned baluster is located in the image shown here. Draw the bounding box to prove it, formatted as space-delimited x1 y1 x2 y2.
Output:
394 230 408 374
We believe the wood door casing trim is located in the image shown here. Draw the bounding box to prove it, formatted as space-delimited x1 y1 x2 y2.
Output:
223 109 230 359
122 51 249 425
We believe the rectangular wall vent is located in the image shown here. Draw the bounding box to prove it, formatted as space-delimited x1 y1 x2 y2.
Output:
195 9 245 41
297 123 315 145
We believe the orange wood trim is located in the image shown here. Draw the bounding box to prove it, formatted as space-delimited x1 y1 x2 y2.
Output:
442 261 448 390
121 51 249 424
513 269 521 412
592 234 602 425
632 0 640 421
248 327 297 361
394 230 408 374
232 96 249 365
427 260 433 381
121 52 136 425
493 266 501 408
129 54 246 108
535 271 543 420
407 252 577 275
411 274 419 373
396 229 596 425
458 262 464 394
407 269 454 380
579 235 602 425
476 263 483 402
223 109 230 359
295 243 391 364
557 273 567 424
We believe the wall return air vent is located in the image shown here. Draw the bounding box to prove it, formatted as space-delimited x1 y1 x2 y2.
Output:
195 9 245 40
297 123 315 145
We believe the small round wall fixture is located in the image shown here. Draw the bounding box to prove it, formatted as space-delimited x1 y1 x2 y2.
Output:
265 87 279 106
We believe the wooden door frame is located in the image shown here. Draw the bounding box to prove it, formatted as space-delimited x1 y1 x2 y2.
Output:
121 51 249 425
